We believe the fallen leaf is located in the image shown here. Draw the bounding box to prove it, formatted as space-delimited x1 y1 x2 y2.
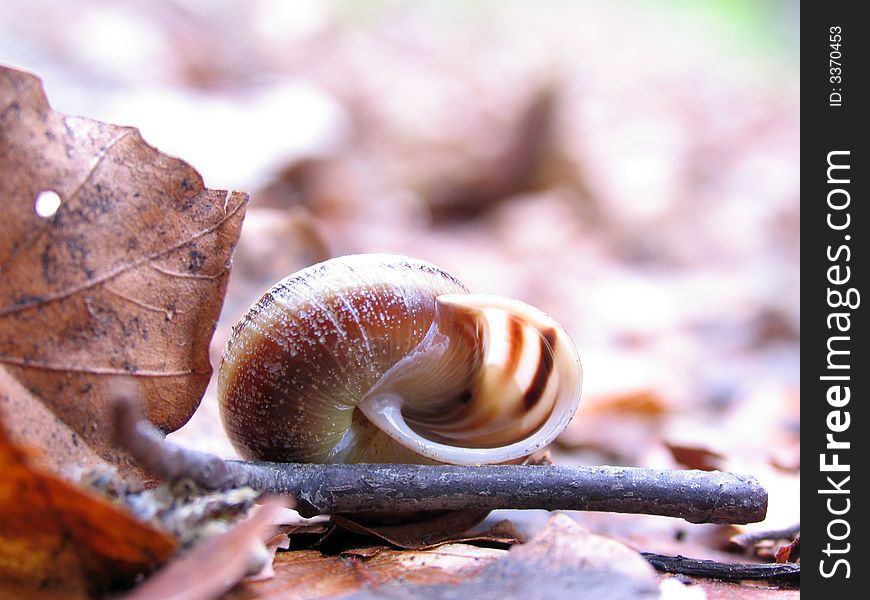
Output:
347 513 661 599
0 417 177 598
232 544 507 599
0 66 248 470
775 533 799 564
0 365 105 474
235 513 661 599
467 513 661 599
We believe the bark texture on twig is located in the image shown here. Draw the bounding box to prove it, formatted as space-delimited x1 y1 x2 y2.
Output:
230 461 767 524
641 552 800 586
113 398 767 524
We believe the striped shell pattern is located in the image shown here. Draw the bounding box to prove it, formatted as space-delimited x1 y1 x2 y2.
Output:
218 254 582 465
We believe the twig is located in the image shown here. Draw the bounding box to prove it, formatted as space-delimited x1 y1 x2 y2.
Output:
729 524 800 550
641 552 800 586
112 398 767 524
112 394 235 485
228 461 767 524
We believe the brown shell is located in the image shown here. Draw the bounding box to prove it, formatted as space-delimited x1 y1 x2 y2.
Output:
219 255 468 462
218 254 582 465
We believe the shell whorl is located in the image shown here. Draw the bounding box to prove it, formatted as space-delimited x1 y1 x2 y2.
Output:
218 254 582 465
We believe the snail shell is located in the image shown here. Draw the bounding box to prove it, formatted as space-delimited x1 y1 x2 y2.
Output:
218 254 582 465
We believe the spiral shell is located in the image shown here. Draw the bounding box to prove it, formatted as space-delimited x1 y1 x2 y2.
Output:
218 254 582 465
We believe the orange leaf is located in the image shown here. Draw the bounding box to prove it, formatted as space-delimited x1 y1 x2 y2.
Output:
0 419 177 597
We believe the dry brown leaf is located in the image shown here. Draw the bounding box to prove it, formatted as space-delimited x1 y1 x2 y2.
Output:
232 544 507 599
0 66 248 471
235 513 662 599
0 417 177 598
356 513 661 599
463 513 660 599
0 364 105 474
775 533 799 564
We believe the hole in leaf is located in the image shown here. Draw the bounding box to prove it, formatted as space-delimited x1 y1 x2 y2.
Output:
34 190 62 218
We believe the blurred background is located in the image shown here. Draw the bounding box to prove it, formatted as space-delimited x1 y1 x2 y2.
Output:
2 0 799 555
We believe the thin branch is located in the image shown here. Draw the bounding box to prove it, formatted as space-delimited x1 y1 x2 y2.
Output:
228 461 767 524
641 552 800 586
112 395 234 484
729 524 800 550
113 398 767 524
